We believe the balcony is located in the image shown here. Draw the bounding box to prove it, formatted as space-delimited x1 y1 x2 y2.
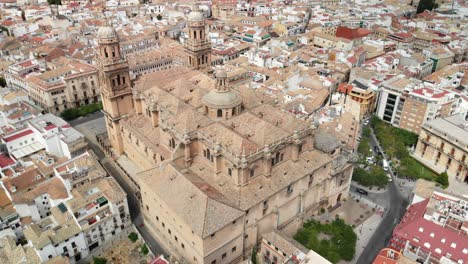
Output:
74 196 109 221
79 207 112 229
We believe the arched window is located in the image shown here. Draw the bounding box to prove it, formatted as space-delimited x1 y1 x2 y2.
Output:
217 109 223 117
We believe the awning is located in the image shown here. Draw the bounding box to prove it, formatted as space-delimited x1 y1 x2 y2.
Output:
11 142 44 159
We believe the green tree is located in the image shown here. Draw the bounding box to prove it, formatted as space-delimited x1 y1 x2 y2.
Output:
141 244 149 255
417 0 436 13
128 232 138 242
47 0 62 16
0 76 6 87
357 138 371 157
251 245 258 264
93 257 107 264
60 108 80 121
294 219 357 263
436 172 449 188
156 14 162 20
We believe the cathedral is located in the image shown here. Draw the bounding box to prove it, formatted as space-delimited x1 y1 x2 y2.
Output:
96 8 355 264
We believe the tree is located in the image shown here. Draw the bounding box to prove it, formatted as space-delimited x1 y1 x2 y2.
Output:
128 232 138 242
141 244 149 255
156 14 162 20
251 245 258 264
417 0 436 13
436 172 449 188
0 76 6 87
93 257 108 264
47 0 62 16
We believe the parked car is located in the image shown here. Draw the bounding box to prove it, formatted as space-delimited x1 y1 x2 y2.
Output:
356 188 368 195
364 120 369 125
387 174 392 182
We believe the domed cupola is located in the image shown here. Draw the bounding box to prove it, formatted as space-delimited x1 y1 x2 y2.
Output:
97 26 118 44
202 69 242 119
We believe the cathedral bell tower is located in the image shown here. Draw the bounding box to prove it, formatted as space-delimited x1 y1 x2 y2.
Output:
96 26 133 155
184 6 211 70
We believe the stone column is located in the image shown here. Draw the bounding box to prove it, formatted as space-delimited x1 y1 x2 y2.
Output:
264 145 272 177
298 190 304 215
213 143 222 174
184 135 191 167
292 130 301 162
151 106 159 127
273 207 280 230
134 98 143 114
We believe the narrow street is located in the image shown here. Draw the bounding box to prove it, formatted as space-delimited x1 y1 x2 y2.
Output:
355 126 409 263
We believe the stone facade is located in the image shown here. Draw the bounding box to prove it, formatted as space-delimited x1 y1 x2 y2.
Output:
414 115 468 184
97 13 355 264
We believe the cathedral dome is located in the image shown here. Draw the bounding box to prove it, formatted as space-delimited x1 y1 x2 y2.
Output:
314 131 341 153
202 89 242 109
216 69 227 78
188 10 204 22
97 26 118 41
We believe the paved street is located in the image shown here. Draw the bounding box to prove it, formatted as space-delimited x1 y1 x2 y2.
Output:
355 126 409 264
68 111 104 126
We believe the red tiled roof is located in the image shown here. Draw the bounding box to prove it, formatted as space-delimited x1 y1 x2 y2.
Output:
30 37 46 43
394 218 468 262
337 83 353 94
150 256 169 264
372 248 400 264
393 199 429 234
2 20 14 26
392 199 468 263
336 26 371 40
45 124 57 130
394 32 413 39
0 154 15 168
18 60 34 68
412 88 449 99
3 129 33 142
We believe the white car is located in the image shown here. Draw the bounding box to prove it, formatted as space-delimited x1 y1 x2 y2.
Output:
387 174 392 182
364 120 369 125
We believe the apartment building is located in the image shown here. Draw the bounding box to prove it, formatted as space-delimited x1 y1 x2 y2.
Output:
414 115 468 185
387 33 414 50
5 58 100 113
425 46 455 73
54 152 131 254
389 185 468 264
376 75 458 133
312 32 354 51
1 113 87 159
337 79 377 121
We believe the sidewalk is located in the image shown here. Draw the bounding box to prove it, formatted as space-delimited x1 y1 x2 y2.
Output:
351 181 387 194
351 213 383 264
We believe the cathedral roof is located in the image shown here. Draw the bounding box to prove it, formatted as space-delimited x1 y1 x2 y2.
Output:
314 131 341 153
188 10 204 22
202 89 242 109
97 26 118 41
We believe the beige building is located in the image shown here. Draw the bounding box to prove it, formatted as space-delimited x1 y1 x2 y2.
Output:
24 59 100 113
312 32 353 51
414 115 468 185
97 9 355 264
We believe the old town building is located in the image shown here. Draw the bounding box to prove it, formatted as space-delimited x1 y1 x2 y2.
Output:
414 115 468 185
